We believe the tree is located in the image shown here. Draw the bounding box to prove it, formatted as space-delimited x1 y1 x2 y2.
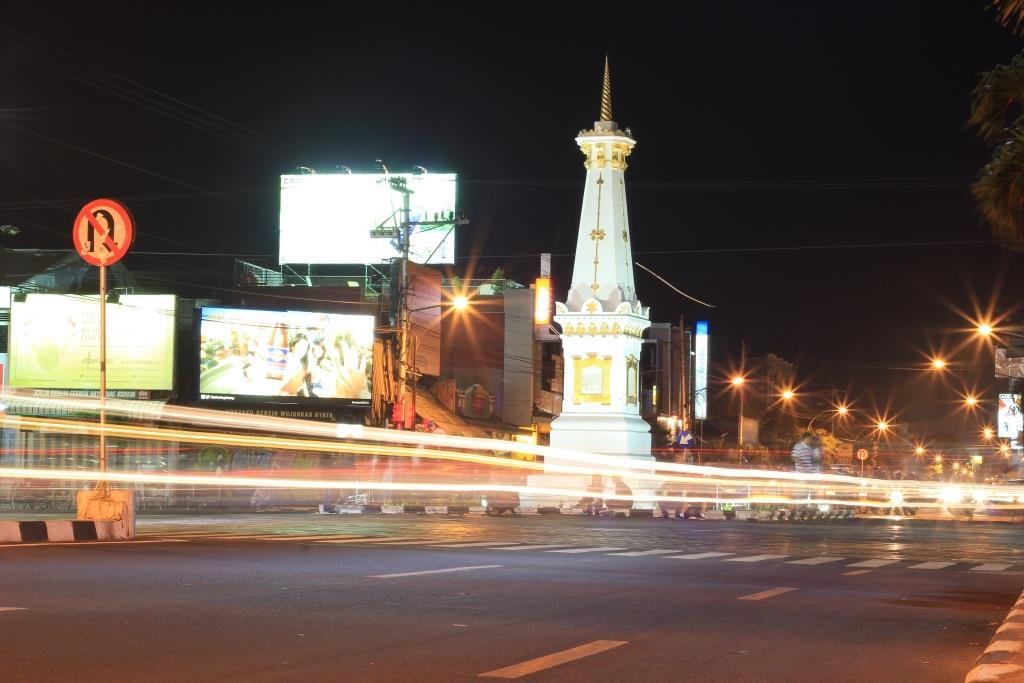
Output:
759 406 801 451
970 2 1024 247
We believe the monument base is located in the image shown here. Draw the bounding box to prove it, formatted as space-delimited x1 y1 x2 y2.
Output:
523 413 659 510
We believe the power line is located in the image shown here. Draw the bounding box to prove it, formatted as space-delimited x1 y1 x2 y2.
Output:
0 28 290 154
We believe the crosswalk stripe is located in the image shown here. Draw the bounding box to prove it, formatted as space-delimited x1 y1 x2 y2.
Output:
252 535 368 542
371 564 502 579
170 533 364 541
488 544 575 551
431 542 522 548
787 556 845 565
665 552 734 560
907 561 956 570
371 540 448 546
546 547 628 554
725 554 788 563
606 549 679 557
846 559 900 568
843 569 874 576
316 537 417 544
972 563 1013 572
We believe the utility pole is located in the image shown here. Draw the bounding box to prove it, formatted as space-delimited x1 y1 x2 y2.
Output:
376 172 467 429
738 340 746 450
389 176 413 427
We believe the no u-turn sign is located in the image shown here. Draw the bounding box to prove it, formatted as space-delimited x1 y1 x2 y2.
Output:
73 198 135 266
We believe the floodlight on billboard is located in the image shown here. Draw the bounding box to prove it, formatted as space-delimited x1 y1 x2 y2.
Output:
198 307 374 406
694 320 709 420
8 294 176 391
279 173 457 265
534 277 551 325
999 393 1023 439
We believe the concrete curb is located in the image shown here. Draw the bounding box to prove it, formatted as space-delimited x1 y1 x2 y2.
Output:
966 590 1024 682
0 520 123 543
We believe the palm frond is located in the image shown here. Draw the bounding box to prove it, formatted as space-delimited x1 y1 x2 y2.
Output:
972 127 1024 248
969 52 1024 143
990 0 1024 33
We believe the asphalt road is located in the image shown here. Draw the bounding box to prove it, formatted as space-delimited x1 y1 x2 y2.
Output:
2 513 1022 682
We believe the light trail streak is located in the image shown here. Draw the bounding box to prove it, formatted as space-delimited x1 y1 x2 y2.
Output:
3 466 1018 509
1 415 875 494
5 390 1024 508
0 391 949 488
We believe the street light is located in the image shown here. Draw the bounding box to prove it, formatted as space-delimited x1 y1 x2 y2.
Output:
964 395 979 409
978 322 994 337
931 358 947 370
781 389 795 401
408 297 472 315
730 375 746 449
982 426 995 441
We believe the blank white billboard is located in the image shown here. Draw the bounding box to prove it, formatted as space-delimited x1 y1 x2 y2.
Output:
280 173 457 265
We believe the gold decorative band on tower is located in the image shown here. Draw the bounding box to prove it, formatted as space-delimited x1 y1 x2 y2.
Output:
579 141 632 170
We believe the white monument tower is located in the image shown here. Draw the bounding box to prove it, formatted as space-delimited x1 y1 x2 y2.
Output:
526 58 655 507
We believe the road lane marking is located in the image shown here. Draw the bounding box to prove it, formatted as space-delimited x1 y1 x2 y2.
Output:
846 559 900 568
738 587 797 601
488 544 575 551
0 607 27 612
547 547 628 554
370 564 502 579
479 640 628 678
432 542 522 548
907 561 956 570
972 564 1013 572
787 556 845 565
725 554 788 563
843 569 875 576
665 552 734 560
606 549 679 557
315 537 417 544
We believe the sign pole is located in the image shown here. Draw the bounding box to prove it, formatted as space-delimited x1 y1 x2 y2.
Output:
98 263 108 494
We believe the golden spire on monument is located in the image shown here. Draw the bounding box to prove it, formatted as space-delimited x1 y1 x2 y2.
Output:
600 54 613 122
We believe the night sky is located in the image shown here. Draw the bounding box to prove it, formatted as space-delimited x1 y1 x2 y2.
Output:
2 3 1022 436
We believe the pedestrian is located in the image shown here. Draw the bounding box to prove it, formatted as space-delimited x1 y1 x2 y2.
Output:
791 433 822 474
791 433 822 508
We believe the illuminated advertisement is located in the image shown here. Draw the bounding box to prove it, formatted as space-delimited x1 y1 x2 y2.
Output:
995 347 1024 379
999 393 1023 439
9 294 175 390
198 307 373 406
279 173 457 265
694 320 709 420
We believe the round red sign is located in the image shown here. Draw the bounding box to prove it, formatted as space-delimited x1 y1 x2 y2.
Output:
73 198 135 266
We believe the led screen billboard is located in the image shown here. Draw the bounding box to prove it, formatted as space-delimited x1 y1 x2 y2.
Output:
279 173 457 265
999 393 1022 439
198 307 373 406
8 294 176 391
694 320 709 420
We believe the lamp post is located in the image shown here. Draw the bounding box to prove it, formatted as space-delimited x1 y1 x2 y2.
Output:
806 403 851 435
731 375 746 449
